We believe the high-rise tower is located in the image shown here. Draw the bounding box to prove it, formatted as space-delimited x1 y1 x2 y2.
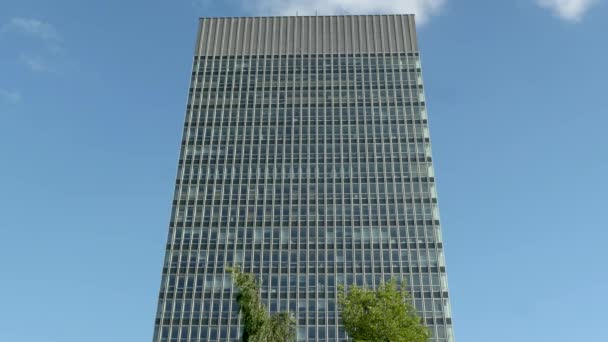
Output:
153 15 454 341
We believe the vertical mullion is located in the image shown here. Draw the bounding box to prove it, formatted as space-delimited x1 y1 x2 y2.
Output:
380 52 394 282
190 51 208 342
208 19 223 341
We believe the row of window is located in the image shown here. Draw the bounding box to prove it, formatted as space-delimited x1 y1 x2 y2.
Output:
180 151 430 157
195 60 420 69
188 114 425 123
181 151 430 158
180 156 429 163
175 195 436 206
178 175 434 183
159 299 446 320
166 267 447 277
182 152 430 160
186 141 427 149
179 175 434 184
187 122 426 129
188 100 425 109
192 68 421 77
192 99 428 107
193 54 420 65
184 139 429 151
176 202 437 217
175 213 437 221
186 140 430 149
168 242 441 252
179 172 433 180
192 85 424 94
194 68 421 78
177 178 434 188
187 135 429 142
162 279 445 294
192 89 419 98
155 326 451 342
167 247 444 264
182 150 430 159
168 242 442 251
165 266 444 276
169 229 440 241
195 68 420 75
170 226 439 238
173 218 438 228
194 52 419 59
180 154 430 162
168 228 442 247
190 80 419 90
180 161 431 171
187 105 427 119
174 189 438 202
174 194 436 205
164 264 444 277
180 162 432 171
174 204 437 213
189 88 422 99
182 168 436 177
191 68 422 79
160 274 446 295
160 288 448 301
185 122 428 132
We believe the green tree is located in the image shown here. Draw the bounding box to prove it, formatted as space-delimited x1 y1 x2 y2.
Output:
227 267 296 342
337 280 430 342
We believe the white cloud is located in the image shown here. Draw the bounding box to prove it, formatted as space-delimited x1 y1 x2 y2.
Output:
2 18 65 73
0 89 22 104
19 54 51 72
243 0 446 25
3 17 60 41
537 0 598 21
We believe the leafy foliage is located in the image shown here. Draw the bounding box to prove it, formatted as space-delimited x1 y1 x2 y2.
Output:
338 280 431 342
228 267 296 342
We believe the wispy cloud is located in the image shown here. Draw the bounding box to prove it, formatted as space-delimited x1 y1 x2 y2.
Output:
19 54 52 72
2 17 66 74
537 0 598 21
242 0 446 25
0 89 22 104
3 17 60 41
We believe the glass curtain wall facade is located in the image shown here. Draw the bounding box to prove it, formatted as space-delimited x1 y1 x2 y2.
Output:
153 15 454 342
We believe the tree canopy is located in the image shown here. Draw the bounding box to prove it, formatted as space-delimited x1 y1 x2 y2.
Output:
228 267 296 342
338 280 430 342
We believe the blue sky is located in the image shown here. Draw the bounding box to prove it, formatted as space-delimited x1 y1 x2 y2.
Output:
1 0 607 341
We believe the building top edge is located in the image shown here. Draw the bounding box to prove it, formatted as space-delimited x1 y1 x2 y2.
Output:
199 14 415 20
